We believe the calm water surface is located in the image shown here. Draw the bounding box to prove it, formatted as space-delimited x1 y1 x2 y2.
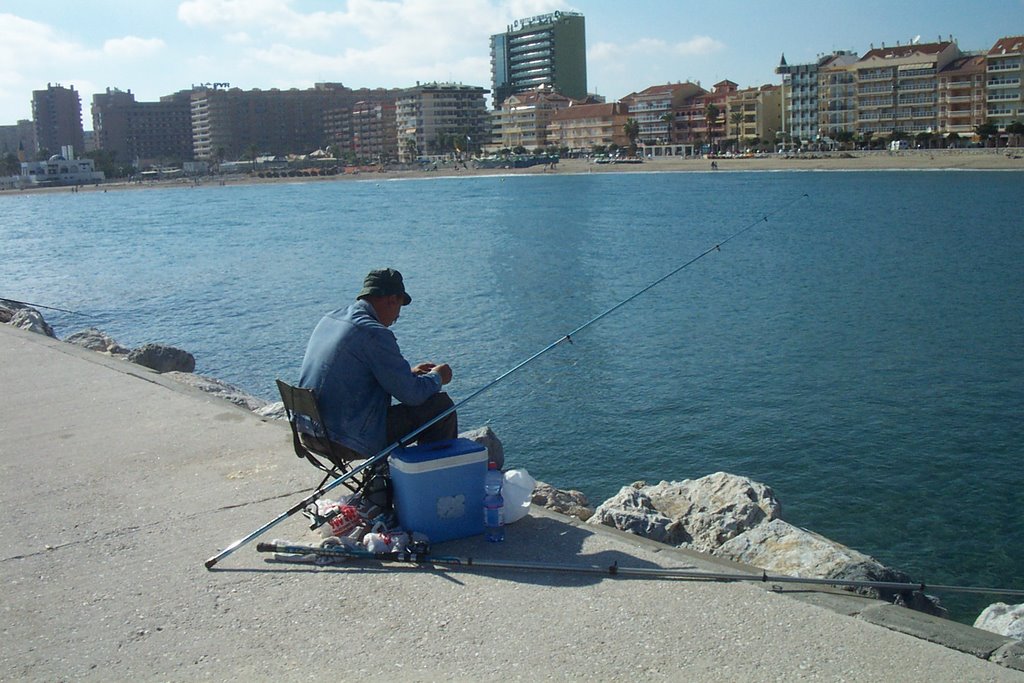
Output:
2 169 1021 621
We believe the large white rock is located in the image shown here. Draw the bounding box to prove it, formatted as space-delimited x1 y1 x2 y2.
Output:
975 602 1024 640
587 472 782 553
8 308 55 337
65 328 130 355
459 426 503 468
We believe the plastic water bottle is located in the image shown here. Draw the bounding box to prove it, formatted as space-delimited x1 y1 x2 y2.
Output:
483 461 505 542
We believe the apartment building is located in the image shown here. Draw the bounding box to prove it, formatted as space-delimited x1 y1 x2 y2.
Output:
191 82 385 161
32 83 85 156
625 82 705 145
350 100 398 163
986 36 1024 135
937 56 988 137
725 84 782 147
396 83 489 162
669 80 737 149
778 51 858 144
490 11 587 108
854 40 963 137
817 56 860 141
91 88 193 165
547 101 629 152
491 86 576 150
0 120 36 160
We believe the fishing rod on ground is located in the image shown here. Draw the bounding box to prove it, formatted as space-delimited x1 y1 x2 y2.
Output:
256 541 1024 598
204 193 811 570
1 297 96 318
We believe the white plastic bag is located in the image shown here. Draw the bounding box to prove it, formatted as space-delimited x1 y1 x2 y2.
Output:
502 468 536 524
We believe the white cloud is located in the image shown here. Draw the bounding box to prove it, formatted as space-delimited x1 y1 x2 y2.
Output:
174 0 570 92
103 36 166 59
590 35 725 63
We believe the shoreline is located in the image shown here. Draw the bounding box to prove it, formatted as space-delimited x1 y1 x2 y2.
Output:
3 148 1022 196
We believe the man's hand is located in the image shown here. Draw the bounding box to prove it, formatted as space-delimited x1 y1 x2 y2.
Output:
413 362 452 385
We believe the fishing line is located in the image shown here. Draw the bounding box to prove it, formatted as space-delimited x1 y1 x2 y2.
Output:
206 192 810 568
1 297 96 318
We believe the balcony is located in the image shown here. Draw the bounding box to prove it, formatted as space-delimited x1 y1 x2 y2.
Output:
859 70 894 82
987 61 1022 72
988 91 1022 102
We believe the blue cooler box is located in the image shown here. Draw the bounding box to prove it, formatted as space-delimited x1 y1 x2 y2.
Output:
389 438 487 542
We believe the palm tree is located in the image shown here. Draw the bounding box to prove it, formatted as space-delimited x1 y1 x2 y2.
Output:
704 104 720 152
729 111 743 152
245 144 259 173
623 118 640 157
659 112 675 145
975 121 998 147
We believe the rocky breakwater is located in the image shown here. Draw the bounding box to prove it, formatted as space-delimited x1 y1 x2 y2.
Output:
587 474 948 616
7 301 1022 635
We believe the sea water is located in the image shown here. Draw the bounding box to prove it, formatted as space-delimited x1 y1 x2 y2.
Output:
2 169 1021 621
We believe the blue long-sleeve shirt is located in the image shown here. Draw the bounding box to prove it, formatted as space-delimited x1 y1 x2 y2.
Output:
297 300 442 456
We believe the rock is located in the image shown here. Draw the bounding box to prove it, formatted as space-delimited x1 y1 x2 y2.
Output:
458 425 503 468
64 328 130 355
8 307 56 338
586 485 690 544
127 343 195 373
716 518 946 615
531 482 594 521
587 473 781 553
163 372 268 411
975 603 1024 640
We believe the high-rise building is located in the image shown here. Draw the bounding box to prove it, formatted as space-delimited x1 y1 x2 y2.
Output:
490 11 587 109
777 51 858 145
31 84 85 157
91 88 194 165
396 83 489 162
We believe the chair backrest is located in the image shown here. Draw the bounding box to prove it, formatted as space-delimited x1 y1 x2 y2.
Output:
276 379 352 476
276 379 325 431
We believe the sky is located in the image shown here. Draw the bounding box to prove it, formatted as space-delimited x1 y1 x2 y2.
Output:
1 0 1022 126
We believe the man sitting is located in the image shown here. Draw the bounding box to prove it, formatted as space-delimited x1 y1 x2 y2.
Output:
297 268 456 462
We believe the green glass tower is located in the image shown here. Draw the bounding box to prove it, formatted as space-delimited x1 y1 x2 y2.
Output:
490 11 587 109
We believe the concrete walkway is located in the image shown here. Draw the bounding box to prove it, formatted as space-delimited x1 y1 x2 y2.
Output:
1 323 1021 681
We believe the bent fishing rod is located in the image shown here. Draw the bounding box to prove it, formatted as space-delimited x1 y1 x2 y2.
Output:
204 193 810 569
257 541 1024 598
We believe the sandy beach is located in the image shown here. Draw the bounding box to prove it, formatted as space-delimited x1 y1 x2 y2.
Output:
3 148 1022 196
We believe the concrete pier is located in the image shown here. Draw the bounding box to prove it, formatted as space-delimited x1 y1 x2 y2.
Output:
1 323 1021 681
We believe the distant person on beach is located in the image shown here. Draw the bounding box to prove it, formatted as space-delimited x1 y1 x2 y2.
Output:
297 268 456 461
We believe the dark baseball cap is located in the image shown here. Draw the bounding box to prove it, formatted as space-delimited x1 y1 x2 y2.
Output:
357 268 412 305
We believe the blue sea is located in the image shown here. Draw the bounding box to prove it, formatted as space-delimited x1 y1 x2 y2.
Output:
2 169 1022 622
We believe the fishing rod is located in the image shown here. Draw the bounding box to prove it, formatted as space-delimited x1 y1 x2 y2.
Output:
257 541 1024 598
204 193 810 569
0 297 95 318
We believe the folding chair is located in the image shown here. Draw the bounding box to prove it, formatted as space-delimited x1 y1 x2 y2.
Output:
276 379 362 495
